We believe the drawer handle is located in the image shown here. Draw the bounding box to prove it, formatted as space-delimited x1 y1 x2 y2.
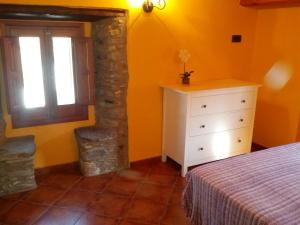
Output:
198 147 204 151
239 118 244 122
201 105 207 109
241 100 246 104
200 125 206 129
237 138 242 143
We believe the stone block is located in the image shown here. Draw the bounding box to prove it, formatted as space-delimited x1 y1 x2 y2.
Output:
75 126 128 176
76 15 130 177
0 135 37 197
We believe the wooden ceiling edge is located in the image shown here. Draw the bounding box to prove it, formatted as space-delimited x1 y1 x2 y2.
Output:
0 3 128 14
0 4 128 21
240 2 300 8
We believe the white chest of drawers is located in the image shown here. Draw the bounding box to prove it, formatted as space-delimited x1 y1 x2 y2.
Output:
161 79 259 176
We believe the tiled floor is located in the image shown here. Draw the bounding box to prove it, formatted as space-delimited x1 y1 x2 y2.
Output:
0 159 189 225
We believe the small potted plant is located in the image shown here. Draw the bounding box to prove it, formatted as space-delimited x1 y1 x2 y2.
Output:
178 49 194 85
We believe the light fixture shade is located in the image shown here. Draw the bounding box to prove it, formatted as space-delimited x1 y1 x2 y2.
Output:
143 1 154 13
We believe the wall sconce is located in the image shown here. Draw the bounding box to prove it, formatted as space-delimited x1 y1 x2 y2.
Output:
143 0 166 13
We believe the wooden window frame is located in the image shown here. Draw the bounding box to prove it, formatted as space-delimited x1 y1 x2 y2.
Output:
0 20 95 128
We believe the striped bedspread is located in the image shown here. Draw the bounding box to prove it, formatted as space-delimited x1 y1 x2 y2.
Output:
183 143 300 225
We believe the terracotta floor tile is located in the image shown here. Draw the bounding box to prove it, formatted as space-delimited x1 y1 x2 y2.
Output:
1 192 28 201
169 188 184 205
0 160 186 225
131 158 160 169
144 174 177 186
150 162 180 176
135 183 173 204
0 199 18 216
64 167 83 176
41 173 81 189
0 202 47 225
35 174 50 185
126 199 166 224
117 169 147 181
75 213 117 225
104 177 140 196
72 175 111 193
23 185 65 205
55 190 97 211
88 193 130 218
174 177 187 190
98 172 116 179
129 164 151 174
119 220 152 225
33 207 82 225
161 205 190 225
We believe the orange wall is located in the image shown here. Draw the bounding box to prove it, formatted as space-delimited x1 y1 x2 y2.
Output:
0 0 257 168
250 8 300 147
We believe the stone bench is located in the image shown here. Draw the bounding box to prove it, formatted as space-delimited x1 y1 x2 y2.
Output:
0 135 37 197
75 126 124 176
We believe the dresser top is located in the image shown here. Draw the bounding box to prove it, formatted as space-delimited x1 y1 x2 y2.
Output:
161 79 260 94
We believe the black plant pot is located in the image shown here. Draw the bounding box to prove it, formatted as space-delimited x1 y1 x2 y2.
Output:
182 76 190 85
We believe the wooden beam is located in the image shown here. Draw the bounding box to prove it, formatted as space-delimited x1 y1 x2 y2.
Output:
241 0 300 7
0 4 127 21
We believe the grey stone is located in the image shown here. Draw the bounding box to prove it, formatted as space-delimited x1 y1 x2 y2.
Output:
0 83 36 197
75 16 129 176
75 126 117 142
75 127 125 176
0 136 35 160
0 135 37 197
0 116 6 145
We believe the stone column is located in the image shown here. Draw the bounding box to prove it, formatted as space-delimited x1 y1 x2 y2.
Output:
0 92 6 145
92 15 129 171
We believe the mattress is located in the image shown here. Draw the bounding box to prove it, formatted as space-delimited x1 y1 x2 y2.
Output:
183 143 300 225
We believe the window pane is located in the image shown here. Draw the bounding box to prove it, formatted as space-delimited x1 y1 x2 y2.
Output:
52 37 76 106
19 37 46 109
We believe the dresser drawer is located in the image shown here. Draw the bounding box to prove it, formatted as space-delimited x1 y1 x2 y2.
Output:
187 128 251 164
190 91 255 116
189 109 254 136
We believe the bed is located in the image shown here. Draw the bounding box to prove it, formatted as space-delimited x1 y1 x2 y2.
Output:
183 143 300 225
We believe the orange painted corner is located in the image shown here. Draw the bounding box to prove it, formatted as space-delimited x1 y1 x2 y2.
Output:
0 0 258 168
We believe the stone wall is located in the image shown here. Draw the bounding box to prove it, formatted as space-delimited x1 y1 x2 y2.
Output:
91 15 129 171
0 136 37 196
0 15 130 178
0 117 5 145
0 51 6 144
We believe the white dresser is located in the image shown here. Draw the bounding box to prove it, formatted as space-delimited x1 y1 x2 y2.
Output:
161 79 260 176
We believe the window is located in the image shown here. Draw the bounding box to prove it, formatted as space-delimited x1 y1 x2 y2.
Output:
52 37 76 106
19 36 46 109
1 21 95 128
